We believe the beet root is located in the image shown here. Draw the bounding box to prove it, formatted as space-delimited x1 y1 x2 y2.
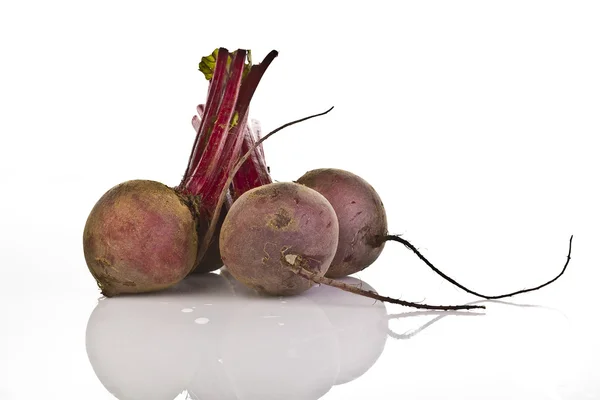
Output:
83 180 198 296
297 168 387 278
219 182 339 296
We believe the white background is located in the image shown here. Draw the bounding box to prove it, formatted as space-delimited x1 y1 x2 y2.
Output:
1 1 599 399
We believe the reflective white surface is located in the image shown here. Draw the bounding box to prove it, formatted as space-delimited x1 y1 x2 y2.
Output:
2 0 600 399
2 261 600 399
84 273 388 400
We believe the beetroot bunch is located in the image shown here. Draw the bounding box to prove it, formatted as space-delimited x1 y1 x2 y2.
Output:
83 48 277 297
83 47 572 310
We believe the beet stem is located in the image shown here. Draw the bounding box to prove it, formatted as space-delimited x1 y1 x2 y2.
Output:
185 50 247 194
235 50 278 120
183 49 230 182
383 234 574 300
203 51 278 204
201 110 251 207
285 264 485 311
183 50 278 208
191 104 205 135
231 121 272 199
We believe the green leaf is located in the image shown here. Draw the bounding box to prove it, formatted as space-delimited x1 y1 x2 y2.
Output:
198 48 219 80
198 48 253 81
230 111 239 128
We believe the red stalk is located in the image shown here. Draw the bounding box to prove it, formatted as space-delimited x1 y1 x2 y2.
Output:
182 49 229 182
179 48 278 214
201 109 251 209
231 122 272 199
183 49 247 195
191 104 205 134
200 50 278 207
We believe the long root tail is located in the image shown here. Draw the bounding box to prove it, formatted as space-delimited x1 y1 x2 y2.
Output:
383 234 573 300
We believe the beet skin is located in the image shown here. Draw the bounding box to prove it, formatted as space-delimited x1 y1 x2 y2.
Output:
83 180 198 296
297 168 387 278
219 182 339 296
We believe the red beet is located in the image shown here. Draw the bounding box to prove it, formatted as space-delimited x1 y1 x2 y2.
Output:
83 180 198 296
219 182 339 296
297 168 387 278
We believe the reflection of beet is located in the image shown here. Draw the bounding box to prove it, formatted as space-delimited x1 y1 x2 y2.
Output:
217 296 340 400
219 269 389 386
85 274 231 400
183 275 240 400
86 272 389 400
305 277 388 385
187 357 237 400
187 272 342 400
86 300 194 399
